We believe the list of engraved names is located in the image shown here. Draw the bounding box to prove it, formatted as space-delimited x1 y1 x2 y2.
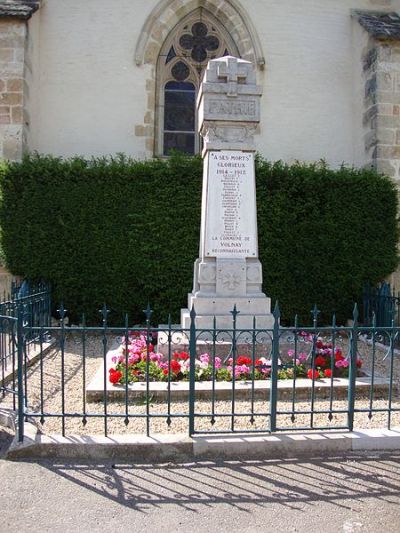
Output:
205 151 257 258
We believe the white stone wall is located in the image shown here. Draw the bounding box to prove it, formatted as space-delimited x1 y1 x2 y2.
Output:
21 0 400 166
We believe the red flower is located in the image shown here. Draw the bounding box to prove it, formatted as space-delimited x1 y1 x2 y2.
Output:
163 369 169 375
109 370 122 384
324 368 332 378
255 359 263 366
170 360 181 374
179 352 189 360
237 356 252 365
356 359 363 368
335 350 344 361
316 340 324 349
173 352 180 360
148 343 154 352
315 355 326 367
307 369 319 380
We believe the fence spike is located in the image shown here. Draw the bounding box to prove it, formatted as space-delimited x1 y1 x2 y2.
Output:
352 303 359 324
100 303 109 326
230 304 240 319
190 304 196 320
311 304 320 321
143 302 153 322
57 303 66 320
273 301 280 320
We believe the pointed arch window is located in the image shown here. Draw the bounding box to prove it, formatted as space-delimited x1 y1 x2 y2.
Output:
155 10 240 156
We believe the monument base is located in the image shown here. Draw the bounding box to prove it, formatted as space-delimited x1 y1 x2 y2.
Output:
181 293 273 330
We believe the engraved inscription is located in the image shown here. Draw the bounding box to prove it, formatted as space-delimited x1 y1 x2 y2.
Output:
208 99 256 117
205 151 258 258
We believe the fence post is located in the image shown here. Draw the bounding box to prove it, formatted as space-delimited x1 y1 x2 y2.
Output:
188 306 196 436
347 303 359 432
17 303 25 442
270 302 280 432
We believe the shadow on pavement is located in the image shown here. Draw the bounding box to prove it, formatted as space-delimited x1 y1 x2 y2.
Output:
32 451 400 513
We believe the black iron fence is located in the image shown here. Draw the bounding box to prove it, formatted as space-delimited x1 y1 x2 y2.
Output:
1 301 399 443
363 282 400 328
0 282 51 412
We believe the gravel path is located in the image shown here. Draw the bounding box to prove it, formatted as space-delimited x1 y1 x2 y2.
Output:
1 332 400 436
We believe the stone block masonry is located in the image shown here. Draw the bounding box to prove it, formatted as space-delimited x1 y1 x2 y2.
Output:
0 19 26 160
356 11 400 180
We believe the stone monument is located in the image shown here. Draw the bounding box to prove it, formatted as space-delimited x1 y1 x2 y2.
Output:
181 56 273 330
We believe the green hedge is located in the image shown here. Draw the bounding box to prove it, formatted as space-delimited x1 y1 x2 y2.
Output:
0 153 398 325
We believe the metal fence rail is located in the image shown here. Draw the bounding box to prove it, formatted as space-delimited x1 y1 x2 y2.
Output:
1 301 399 443
0 282 51 412
363 282 400 328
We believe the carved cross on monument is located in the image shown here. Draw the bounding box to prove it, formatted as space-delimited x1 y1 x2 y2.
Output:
216 56 250 96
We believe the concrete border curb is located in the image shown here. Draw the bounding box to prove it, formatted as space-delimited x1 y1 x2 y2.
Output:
0 338 56 387
4 419 400 461
0 407 16 433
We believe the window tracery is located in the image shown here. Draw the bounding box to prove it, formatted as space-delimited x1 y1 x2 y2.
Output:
155 10 240 156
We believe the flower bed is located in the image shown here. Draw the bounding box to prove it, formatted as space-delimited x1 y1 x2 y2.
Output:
108 332 364 385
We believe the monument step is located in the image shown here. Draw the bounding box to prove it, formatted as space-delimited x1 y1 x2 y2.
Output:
180 309 274 330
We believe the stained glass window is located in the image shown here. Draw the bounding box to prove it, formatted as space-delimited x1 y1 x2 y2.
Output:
163 81 195 156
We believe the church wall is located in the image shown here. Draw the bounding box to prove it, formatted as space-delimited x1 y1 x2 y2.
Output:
19 0 400 168
351 14 370 169
0 20 26 160
24 9 41 155
33 0 152 159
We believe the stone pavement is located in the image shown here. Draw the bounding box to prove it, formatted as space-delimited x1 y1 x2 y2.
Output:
1 444 400 532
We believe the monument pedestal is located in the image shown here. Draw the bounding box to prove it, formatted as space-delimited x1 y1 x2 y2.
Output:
181 56 273 331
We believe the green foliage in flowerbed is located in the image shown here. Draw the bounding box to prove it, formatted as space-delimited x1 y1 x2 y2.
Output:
0 153 398 325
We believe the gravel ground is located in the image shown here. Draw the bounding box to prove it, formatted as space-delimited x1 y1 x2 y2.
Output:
1 332 400 436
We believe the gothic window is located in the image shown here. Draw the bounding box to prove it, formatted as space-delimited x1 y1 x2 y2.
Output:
155 10 240 156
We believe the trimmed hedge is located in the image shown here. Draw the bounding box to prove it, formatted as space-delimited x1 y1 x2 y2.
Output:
0 153 398 325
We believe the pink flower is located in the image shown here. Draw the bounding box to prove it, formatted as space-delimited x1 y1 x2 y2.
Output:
287 349 295 358
298 352 307 362
150 352 162 362
128 353 140 364
234 364 250 377
200 354 210 365
335 360 343 368
214 357 222 369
